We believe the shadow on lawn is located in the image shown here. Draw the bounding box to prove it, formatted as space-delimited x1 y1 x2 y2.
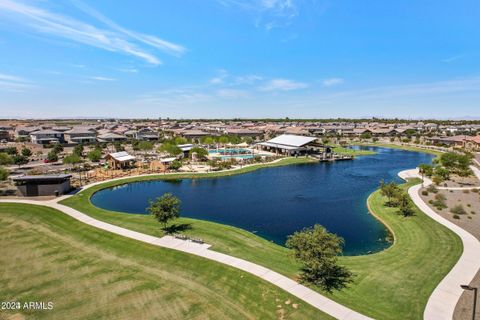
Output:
164 223 192 234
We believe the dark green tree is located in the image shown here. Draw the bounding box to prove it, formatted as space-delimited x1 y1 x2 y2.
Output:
21 147 32 157
148 193 181 229
286 224 353 292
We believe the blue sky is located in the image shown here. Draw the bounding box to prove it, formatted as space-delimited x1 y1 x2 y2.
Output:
0 0 479 119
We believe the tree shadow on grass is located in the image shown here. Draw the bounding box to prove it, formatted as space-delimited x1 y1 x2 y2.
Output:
163 223 192 234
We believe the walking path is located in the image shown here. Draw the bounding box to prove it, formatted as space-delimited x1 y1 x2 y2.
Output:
0 197 371 320
398 169 480 320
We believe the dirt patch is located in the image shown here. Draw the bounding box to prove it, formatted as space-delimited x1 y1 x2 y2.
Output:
419 187 480 320
437 174 480 188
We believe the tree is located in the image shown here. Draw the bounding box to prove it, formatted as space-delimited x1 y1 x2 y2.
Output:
397 193 415 217
159 143 182 156
21 147 32 158
286 224 353 292
148 193 181 229
63 154 82 167
0 153 13 165
0 166 8 181
4 147 18 155
52 144 63 154
87 149 102 162
360 132 372 140
138 141 154 153
47 150 59 162
434 166 450 181
169 160 182 170
73 144 84 157
379 180 401 206
418 163 434 177
174 137 188 145
201 136 215 146
12 154 28 167
189 147 208 160
218 136 229 145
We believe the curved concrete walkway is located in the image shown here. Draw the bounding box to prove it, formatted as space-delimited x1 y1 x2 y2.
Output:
398 169 480 320
0 198 371 320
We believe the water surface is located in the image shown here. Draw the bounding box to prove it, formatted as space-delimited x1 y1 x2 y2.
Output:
91 147 433 255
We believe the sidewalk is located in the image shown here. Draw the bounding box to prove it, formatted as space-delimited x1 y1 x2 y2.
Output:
398 169 480 320
0 198 371 320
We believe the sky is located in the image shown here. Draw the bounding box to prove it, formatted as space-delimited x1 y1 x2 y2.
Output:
0 0 479 119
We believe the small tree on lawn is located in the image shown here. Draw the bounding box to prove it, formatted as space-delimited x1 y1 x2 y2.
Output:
379 180 401 207
148 193 181 229
397 193 415 217
286 224 353 292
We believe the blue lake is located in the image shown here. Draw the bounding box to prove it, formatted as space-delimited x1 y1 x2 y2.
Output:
91 147 433 255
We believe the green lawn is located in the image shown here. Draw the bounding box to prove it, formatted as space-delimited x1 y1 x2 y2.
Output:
357 143 443 157
332 145 376 156
0 203 331 320
61 157 463 320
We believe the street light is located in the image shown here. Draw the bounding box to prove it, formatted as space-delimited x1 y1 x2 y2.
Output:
461 284 478 320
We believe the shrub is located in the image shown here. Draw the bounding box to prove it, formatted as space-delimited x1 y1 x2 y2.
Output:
168 160 182 171
450 205 467 215
427 185 438 193
472 188 479 193
453 214 460 219
421 190 429 196
0 166 9 181
431 193 447 210
463 190 470 194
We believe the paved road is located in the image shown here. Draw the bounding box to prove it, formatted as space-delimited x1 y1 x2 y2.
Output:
0 197 372 320
398 169 480 320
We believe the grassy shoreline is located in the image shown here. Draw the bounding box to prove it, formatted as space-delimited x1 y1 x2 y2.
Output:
0 203 330 319
60 155 463 319
354 142 443 157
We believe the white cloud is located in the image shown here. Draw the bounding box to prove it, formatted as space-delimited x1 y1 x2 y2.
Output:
0 72 33 92
218 0 299 29
442 55 464 63
90 76 116 81
117 68 138 73
322 78 344 87
0 0 185 65
235 74 264 85
216 89 250 98
209 69 229 85
259 78 307 91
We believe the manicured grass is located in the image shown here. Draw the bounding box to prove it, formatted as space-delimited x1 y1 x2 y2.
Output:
358 143 443 157
61 158 463 319
332 145 376 156
330 180 462 319
0 203 331 320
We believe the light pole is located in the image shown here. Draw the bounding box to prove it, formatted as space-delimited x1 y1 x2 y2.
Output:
461 284 478 320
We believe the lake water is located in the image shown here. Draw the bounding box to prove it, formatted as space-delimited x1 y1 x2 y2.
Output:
91 147 433 255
